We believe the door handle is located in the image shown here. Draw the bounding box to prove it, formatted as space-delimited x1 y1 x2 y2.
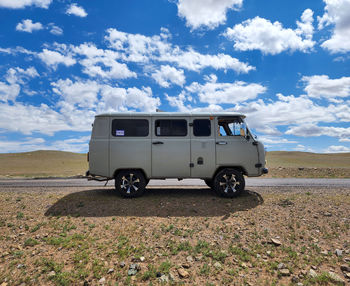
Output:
216 141 227 145
152 141 164 145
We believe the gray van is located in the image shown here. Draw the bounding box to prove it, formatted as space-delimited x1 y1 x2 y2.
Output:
87 112 268 198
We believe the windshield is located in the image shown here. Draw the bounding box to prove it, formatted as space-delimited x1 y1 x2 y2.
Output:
218 117 247 137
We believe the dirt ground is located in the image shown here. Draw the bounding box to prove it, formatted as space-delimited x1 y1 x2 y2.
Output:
0 185 349 285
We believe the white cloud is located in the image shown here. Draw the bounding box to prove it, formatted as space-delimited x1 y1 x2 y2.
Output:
16 19 43 33
224 9 315 54
186 74 266 104
73 43 136 79
0 0 51 9
0 67 38 102
318 0 350 53
105 28 254 73
0 136 90 153
175 0 243 30
38 49 76 69
66 3 87 17
258 136 298 145
151 65 185 87
285 124 350 140
302 75 350 99
49 24 63 36
324 145 350 153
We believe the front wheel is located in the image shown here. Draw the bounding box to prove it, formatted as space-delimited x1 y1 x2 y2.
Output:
213 169 245 198
115 170 146 198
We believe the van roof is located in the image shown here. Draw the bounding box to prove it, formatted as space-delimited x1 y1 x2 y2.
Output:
96 112 246 118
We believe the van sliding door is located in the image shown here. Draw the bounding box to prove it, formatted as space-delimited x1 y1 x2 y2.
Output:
151 117 190 178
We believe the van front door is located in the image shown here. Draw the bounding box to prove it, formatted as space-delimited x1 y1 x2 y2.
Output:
215 117 259 176
151 117 191 178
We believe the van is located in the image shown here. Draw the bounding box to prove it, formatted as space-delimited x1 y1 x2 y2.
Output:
86 112 268 198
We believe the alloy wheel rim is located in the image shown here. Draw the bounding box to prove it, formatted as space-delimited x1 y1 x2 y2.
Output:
219 173 240 193
120 173 140 194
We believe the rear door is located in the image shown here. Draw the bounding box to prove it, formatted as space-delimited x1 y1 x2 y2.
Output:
190 117 216 178
109 117 151 178
151 117 190 178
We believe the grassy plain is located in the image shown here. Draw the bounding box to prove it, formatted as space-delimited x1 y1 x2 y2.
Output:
0 150 349 178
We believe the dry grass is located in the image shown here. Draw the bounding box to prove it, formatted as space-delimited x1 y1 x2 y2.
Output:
0 185 349 285
0 150 88 178
0 150 349 178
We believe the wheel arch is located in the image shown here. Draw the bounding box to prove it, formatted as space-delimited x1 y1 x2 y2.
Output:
113 168 148 180
212 166 247 180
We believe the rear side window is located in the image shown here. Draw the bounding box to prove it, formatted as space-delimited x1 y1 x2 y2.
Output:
193 119 211 136
112 119 149 137
155 119 187 136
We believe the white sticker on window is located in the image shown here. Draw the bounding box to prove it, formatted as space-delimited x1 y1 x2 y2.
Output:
116 130 124 136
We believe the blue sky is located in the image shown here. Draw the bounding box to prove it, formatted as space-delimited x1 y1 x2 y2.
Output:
0 0 349 153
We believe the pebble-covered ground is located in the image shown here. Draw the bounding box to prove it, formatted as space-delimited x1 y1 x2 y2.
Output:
0 185 349 285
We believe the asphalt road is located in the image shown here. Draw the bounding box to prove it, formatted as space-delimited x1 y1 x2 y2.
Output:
0 178 350 188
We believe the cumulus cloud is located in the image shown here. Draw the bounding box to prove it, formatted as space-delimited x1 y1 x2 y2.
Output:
16 19 43 33
38 49 76 69
224 9 315 54
302 75 350 99
105 28 254 73
175 0 243 30
0 0 51 9
0 67 38 102
66 3 87 17
318 0 350 53
186 74 266 104
72 43 137 79
151 65 185 88
324 145 350 153
285 124 350 140
49 24 63 36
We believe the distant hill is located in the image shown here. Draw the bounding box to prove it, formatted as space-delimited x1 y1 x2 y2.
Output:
0 150 349 178
0 150 88 178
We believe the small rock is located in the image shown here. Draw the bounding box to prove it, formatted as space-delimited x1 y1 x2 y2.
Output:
186 256 193 263
323 212 332 217
214 262 222 269
266 251 271 256
140 256 145 262
177 268 189 278
128 269 137 276
182 263 190 269
119 261 125 268
321 250 328 256
311 265 317 270
309 269 317 278
335 249 343 257
297 283 303 286
328 272 345 285
256 254 261 258
291 276 299 283
128 264 140 276
241 262 247 268
98 277 105 284
340 265 350 272
271 238 281 246
280 269 290 276
48 271 55 277
344 272 350 279
168 272 175 281
277 263 285 269
159 275 169 283
17 264 24 269
107 268 114 274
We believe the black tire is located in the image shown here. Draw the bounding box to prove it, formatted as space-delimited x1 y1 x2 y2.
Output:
204 179 213 189
213 168 245 198
115 170 146 198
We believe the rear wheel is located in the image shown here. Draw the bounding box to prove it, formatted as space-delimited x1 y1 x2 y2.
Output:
213 168 245 198
115 170 146 198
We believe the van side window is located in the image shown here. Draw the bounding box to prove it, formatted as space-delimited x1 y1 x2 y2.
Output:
218 117 246 137
112 119 149 137
155 119 187 136
193 119 211 136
